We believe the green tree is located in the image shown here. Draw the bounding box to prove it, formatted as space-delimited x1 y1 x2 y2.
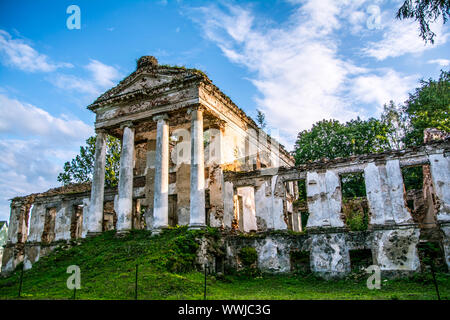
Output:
294 118 391 200
294 118 390 165
256 109 267 129
403 70 450 146
380 100 409 150
396 0 450 43
294 119 347 164
57 135 121 187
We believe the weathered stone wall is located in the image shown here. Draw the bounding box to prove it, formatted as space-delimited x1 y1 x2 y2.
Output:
218 226 422 279
222 139 449 278
1 185 114 273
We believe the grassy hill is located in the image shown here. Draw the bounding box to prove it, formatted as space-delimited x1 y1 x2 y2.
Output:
0 227 449 300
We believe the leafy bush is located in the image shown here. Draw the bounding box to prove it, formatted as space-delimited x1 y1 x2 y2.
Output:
164 230 200 273
346 212 367 231
342 198 369 231
238 247 258 267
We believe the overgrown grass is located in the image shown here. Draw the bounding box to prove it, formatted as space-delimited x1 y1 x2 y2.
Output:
0 227 449 300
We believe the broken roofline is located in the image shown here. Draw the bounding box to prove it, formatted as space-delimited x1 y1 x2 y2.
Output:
85 56 292 160
224 138 450 179
8 182 92 204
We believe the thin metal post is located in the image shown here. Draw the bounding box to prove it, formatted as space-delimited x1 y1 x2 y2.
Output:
430 261 440 300
73 287 77 300
204 263 207 300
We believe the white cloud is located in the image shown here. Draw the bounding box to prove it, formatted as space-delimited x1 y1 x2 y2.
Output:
0 29 121 96
85 59 122 88
428 58 450 67
0 94 93 221
348 10 366 34
0 30 72 72
190 1 438 148
49 60 122 97
350 69 417 111
190 2 374 147
0 94 93 141
49 73 100 96
362 18 449 60
0 139 64 221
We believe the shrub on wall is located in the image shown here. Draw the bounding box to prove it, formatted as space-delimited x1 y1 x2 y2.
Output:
164 229 200 273
238 247 258 267
342 198 369 231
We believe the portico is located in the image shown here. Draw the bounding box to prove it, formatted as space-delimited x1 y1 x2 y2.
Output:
84 55 293 234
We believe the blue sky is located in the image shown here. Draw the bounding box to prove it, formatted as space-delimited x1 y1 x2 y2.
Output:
0 0 449 222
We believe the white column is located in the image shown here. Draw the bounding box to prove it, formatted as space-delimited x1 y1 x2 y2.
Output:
152 114 170 230
189 106 206 229
429 153 450 222
87 130 106 235
364 160 413 226
305 170 344 228
117 122 135 232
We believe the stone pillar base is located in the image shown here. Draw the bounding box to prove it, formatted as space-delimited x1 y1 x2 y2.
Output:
86 232 102 238
114 230 131 238
188 224 206 230
151 227 168 236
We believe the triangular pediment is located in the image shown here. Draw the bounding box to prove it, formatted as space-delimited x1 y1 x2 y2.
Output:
94 70 186 104
119 73 174 95
88 56 211 109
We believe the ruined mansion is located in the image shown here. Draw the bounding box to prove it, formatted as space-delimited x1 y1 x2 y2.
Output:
2 56 449 279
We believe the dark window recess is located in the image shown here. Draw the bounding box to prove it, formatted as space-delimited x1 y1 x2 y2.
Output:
407 200 415 211
103 201 117 231
169 172 177 184
401 166 424 191
300 212 309 230
215 256 225 274
238 195 244 231
133 175 146 188
349 249 373 271
70 205 83 239
168 194 178 227
290 250 311 273
292 180 309 229
41 207 56 243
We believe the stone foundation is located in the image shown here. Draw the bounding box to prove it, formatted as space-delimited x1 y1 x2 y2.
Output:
208 226 427 279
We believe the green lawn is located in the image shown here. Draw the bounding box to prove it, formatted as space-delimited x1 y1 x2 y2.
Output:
0 228 448 300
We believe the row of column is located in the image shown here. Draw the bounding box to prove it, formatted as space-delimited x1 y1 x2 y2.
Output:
86 105 207 235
